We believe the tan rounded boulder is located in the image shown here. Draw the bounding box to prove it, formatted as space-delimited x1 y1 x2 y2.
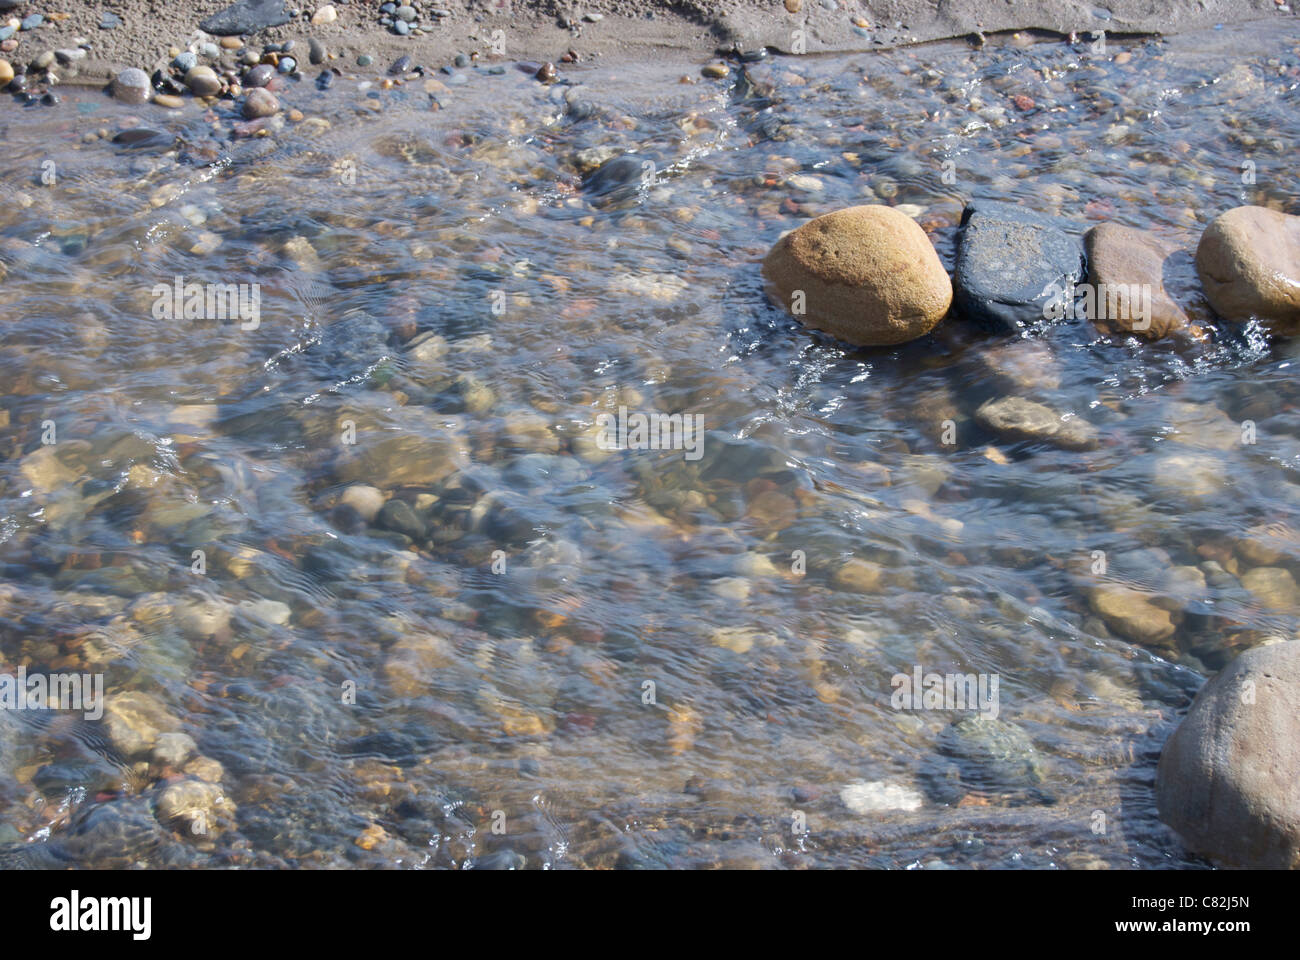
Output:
762 205 952 346
1195 205 1300 331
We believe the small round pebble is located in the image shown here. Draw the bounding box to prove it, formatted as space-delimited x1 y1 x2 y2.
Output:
243 86 279 118
112 67 151 104
245 63 275 87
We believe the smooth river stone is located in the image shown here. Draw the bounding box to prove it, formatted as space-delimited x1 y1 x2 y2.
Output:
954 199 1084 332
762 204 952 346
1195 205 1300 332
200 0 293 36
1157 640 1300 868
111 67 151 104
1085 222 1191 339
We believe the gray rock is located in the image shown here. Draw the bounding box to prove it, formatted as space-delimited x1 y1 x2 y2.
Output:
929 714 1054 804
199 0 293 36
152 731 198 767
1156 640 1300 868
582 154 653 208
954 199 1084 332
376 499 427 541
244 63 275 87
61 799 171 868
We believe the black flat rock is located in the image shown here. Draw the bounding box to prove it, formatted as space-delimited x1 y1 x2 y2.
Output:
199 0 293 36
953 199 1085 333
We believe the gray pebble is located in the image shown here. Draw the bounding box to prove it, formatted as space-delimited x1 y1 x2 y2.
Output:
245 63 275 87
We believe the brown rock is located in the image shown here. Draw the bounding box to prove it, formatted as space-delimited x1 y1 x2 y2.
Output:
1087 583 1177 647
242 87 280 119
762 205 953 346
1196 205 1300 331
1156 640 1300 868
1241 566 1300 613
831 558 885 594
1085 223 1190 339
383 632 454 697
185 65 222 97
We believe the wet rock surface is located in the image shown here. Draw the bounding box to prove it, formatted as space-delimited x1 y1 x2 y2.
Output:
762 204 952 346
1157 641 1300 868
927 715 1054 806
974 396 1098 451
1085 223 1192 340
1196 205 1300 332
954 200 1085 332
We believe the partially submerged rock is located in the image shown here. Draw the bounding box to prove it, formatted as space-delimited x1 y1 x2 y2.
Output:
1196 205 1300 332
1085 222 1191 339
762 204 952 346
1156 640 1300 868
954 200 1084 332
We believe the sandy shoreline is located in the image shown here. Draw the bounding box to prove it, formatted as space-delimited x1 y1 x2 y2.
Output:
0 0 1295 87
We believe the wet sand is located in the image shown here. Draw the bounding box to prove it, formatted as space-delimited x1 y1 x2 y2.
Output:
4 0 1295 85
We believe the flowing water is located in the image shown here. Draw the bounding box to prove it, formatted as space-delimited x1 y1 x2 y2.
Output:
1 21 1299 868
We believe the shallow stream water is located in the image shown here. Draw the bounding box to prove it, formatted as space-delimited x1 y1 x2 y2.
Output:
2 21 1299 868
